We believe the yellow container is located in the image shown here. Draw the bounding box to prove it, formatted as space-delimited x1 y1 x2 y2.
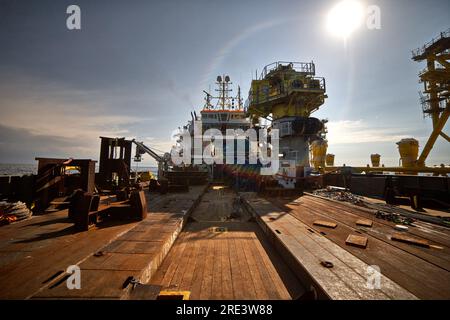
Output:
139 171 156 182
325 154 335 166
396 139 419 168
310 140 328 169
370 154 381 167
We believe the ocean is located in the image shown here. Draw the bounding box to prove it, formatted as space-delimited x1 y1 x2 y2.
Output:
0 163 37 176
0 163 158 176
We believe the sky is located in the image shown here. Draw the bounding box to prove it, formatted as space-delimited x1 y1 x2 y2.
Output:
0 0 449 168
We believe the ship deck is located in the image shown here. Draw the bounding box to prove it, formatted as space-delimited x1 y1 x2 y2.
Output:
0 184 449 300
252 193 450 299
148 186 304 299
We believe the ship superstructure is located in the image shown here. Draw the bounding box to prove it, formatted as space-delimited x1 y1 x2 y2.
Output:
247 61 328 188
200 75 250 132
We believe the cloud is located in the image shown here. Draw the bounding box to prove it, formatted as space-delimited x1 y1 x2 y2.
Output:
0 71 152 162
326 120 421 145
0 123 98 163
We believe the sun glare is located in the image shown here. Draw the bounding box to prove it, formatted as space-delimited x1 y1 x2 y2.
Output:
326 0 364 39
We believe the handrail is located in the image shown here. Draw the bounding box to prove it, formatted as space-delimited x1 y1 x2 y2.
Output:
412 28 450 58
259 61 316 79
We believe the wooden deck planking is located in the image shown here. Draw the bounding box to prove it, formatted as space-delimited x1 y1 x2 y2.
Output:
299 197 450 270
305 194 450 247
220 237 234 299
199 233 215 299
149 221 302 300
243 196 418 300
0 186 206 299
232 234 257 300
271 196 450 299
251 232 293 299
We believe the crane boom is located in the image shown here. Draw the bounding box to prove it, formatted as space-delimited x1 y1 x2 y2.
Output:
131 139 168 179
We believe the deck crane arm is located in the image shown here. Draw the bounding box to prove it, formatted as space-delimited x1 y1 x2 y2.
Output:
131 139 169 179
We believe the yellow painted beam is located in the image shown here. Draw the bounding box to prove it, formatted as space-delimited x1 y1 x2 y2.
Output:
418 108 450 166
440 131 450 142
323 166 450 174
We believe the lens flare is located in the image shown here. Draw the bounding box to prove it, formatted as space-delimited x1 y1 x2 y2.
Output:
326 0 364 39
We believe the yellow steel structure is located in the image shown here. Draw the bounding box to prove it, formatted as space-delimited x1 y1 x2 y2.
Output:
397 139 419 168
247 62 327 174
323 165 450 175
370 154 381 167
247 62 327 121
310 140 328 169
326 154 335 167
412 29 450 167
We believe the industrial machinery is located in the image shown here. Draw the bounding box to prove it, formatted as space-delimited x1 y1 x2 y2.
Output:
97 137 133 189
132 139 170 180
247 61 328 188
412 28 450 167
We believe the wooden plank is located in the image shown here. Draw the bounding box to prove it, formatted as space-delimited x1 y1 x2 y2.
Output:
228 232 246 300
170 231 196 291
304 195 450 247
103 240 161 254
159 232 190 289
252 230 302 299
345 235 368 249
179 231 201 293
187 235 208 299
269 196 450 299
283 196 450 271
241 236 269 300
244 196 419 300
199 235 215 299
356 219 373 227
275 216 380 299
286 216 417 300
247 233 281 299
220 236 234 299
148 231 187 285
211 237 223 299
80 252 156 271
34 270 137 299
391 234 430 248
313 220 338 229
233 234 257 299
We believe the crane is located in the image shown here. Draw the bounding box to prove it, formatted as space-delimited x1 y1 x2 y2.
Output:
131 139 171 180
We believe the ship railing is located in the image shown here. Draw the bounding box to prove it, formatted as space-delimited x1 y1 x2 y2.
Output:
259 61 316 79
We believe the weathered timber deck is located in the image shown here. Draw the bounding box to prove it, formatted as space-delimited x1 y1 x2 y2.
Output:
148 186 305 300
256 193 450 300
242 194 421 300
0 186 205 299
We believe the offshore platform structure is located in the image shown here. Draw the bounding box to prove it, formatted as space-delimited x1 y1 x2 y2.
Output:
412 28 450 168
247 62 327 188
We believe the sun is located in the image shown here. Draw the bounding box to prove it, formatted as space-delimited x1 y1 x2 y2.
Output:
326 0 364 39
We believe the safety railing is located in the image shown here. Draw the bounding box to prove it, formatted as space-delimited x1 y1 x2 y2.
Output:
412 28 450 58
259 61 316 79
